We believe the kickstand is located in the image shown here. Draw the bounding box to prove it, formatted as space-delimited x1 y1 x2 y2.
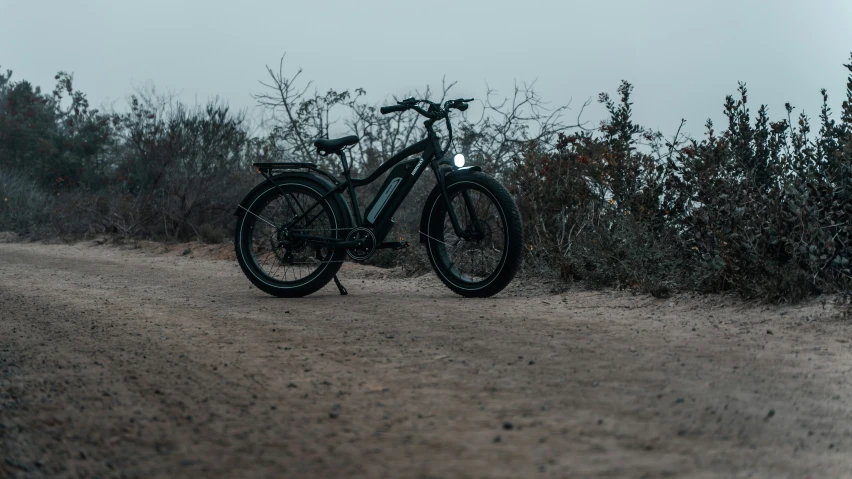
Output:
333 274 348 296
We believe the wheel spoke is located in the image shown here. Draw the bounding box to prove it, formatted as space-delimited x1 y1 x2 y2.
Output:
244 188 337 285
433 186 506 283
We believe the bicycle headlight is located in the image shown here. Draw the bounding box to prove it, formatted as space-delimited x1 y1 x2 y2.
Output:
453 153 465 167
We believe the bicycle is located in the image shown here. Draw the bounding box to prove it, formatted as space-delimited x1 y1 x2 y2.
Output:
233 97 523 297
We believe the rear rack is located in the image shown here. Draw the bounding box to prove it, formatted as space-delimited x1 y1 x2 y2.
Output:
253 162 317 173
252 162 341 186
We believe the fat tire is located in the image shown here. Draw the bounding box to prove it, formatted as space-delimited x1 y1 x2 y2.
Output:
424 171 523 297
234 176 349 298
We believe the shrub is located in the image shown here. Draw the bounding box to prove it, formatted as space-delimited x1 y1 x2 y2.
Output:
0 72 260 242
3 53 851 302
513 55 852 301
198 224 225 244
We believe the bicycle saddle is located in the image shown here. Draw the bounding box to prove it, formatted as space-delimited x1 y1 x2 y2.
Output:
314 135 359 154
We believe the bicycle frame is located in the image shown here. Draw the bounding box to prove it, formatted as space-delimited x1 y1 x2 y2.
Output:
274 119 471 247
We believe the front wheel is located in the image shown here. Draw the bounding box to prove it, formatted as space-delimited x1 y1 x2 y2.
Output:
424 172 523 297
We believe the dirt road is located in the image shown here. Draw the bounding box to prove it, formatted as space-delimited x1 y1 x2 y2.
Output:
1 240 851 478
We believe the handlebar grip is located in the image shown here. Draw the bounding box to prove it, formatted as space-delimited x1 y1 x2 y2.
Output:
455 103 469 112
380 104 408 114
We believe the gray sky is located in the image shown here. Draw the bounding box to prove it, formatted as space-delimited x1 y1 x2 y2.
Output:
2 0 851 137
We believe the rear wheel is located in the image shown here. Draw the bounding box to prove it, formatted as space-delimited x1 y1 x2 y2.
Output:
235 176 348 297
424 172 523 297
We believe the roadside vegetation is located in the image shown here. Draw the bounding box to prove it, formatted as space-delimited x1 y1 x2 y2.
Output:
2 54 851 301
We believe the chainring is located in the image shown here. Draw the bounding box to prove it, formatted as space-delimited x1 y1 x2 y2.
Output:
346 227 377 261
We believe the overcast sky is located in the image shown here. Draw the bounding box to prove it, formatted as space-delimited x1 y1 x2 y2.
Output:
2 0 851 137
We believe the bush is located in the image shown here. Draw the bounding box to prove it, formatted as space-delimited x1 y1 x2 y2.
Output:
0 71 260 242
513 55 852 301
3 53 851 302
198 224 225 244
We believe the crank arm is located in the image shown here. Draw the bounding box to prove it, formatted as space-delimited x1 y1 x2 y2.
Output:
377 241 410 250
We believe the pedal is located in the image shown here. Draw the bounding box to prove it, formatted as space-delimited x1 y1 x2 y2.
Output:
378 241 410 250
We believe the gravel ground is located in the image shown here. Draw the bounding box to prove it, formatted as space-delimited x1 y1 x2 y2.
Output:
1 240 851 478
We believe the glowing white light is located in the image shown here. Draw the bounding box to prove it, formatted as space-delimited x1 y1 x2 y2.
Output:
453 153 465 167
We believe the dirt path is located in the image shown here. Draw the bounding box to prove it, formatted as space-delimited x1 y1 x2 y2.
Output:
1 241 850 478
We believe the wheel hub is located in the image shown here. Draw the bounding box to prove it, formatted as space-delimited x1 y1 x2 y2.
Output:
273 226 306 264
465 220 492 244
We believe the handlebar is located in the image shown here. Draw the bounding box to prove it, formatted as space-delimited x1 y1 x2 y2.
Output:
379 97 473 118
447 98 473 109
379 104 408 114
378 97 474 161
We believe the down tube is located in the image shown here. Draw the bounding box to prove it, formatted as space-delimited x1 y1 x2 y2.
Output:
367 146 435 243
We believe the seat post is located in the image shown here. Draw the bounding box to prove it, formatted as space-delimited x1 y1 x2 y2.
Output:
337 150 351 176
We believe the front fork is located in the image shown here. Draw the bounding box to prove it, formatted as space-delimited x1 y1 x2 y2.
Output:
430 157 482 240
